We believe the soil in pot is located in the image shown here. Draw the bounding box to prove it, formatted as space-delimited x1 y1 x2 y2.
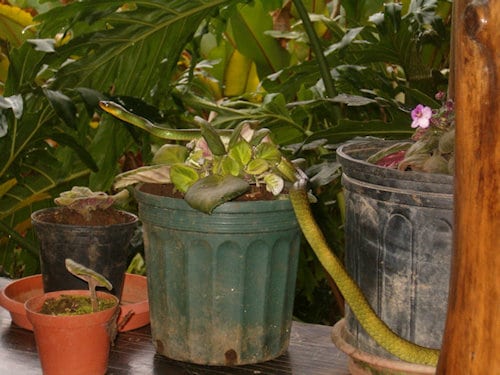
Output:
40 294 117 315
139 182 279 202
34 206 135 226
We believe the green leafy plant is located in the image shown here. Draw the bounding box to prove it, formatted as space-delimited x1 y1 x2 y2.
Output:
110 115 298 214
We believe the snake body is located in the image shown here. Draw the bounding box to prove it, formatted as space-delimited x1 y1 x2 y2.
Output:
288 184 439 366
99 100 440 366
99 101 232 141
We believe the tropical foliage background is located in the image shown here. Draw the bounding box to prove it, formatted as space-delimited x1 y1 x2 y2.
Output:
0 0 451 324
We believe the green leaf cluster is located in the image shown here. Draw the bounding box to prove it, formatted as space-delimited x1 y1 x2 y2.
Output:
112 115 294 214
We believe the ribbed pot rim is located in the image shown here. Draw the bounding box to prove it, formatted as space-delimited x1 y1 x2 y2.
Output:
134 183 294 213
337 140 454 195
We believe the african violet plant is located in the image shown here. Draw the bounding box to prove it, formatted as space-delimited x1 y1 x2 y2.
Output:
111 116 298 214
54 186 129 221
368 92 455 175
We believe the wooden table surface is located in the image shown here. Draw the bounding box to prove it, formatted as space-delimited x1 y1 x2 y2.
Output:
0 277 350 374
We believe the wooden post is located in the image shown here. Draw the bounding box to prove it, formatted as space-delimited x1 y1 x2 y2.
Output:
437 0 500 373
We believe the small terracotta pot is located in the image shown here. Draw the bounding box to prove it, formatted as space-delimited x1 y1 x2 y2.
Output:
25 290 119 375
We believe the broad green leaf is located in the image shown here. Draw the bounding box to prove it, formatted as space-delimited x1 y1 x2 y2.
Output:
169 164 200 193
245 158 269 175
220 155 241 176
229 1 289 77
342 0 385 25
228 140 252 166
305 118 413 145
43 89 77 129
255 142 281 163
37 0 242 100
49 133 98 172
248 128 271 146
200 121 226 156
184 174 249 214
88 116 136 191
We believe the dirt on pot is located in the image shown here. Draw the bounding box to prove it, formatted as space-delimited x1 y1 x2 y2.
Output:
40 295 116 315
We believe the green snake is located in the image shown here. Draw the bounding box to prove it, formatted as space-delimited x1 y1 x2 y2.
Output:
99 100 440 366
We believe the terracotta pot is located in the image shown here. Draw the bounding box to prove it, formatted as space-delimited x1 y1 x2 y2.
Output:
332 319 435 375
0 274 42 330
25 290 119 375
0 273 148 332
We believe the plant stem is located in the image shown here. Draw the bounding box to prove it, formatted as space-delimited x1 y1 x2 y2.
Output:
89 278 98 312
291 0 336 99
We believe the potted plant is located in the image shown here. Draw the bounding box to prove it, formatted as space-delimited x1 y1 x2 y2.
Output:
92 0 452 370
331 94 454 374
31 187 138 298
25 258 120 375
101 103 302 365
101 95 447 371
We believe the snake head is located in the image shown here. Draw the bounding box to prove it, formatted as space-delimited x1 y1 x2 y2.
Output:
292 168 309 191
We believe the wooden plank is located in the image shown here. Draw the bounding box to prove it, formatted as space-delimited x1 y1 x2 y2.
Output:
437 0 500 373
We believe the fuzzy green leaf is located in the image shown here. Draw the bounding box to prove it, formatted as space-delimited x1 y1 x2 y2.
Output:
228 140 252 166
245 158 269 175
184 174 249 214
169 164 200 193
255 142 281 163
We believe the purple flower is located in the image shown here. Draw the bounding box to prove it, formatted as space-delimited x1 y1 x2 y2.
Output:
435 91 446 101
411 104 432 129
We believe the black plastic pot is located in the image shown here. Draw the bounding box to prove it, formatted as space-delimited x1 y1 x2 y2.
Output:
334 141 453 371
31 207 138 298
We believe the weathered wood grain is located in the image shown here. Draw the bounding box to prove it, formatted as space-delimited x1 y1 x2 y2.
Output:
437 1 500 373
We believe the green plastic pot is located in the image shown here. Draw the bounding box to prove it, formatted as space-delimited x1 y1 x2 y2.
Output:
135 183 301 365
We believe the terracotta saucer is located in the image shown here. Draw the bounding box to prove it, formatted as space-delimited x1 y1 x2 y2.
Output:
0 273 149 332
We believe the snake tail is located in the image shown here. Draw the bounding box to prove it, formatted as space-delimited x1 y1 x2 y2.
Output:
289 184 440 366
